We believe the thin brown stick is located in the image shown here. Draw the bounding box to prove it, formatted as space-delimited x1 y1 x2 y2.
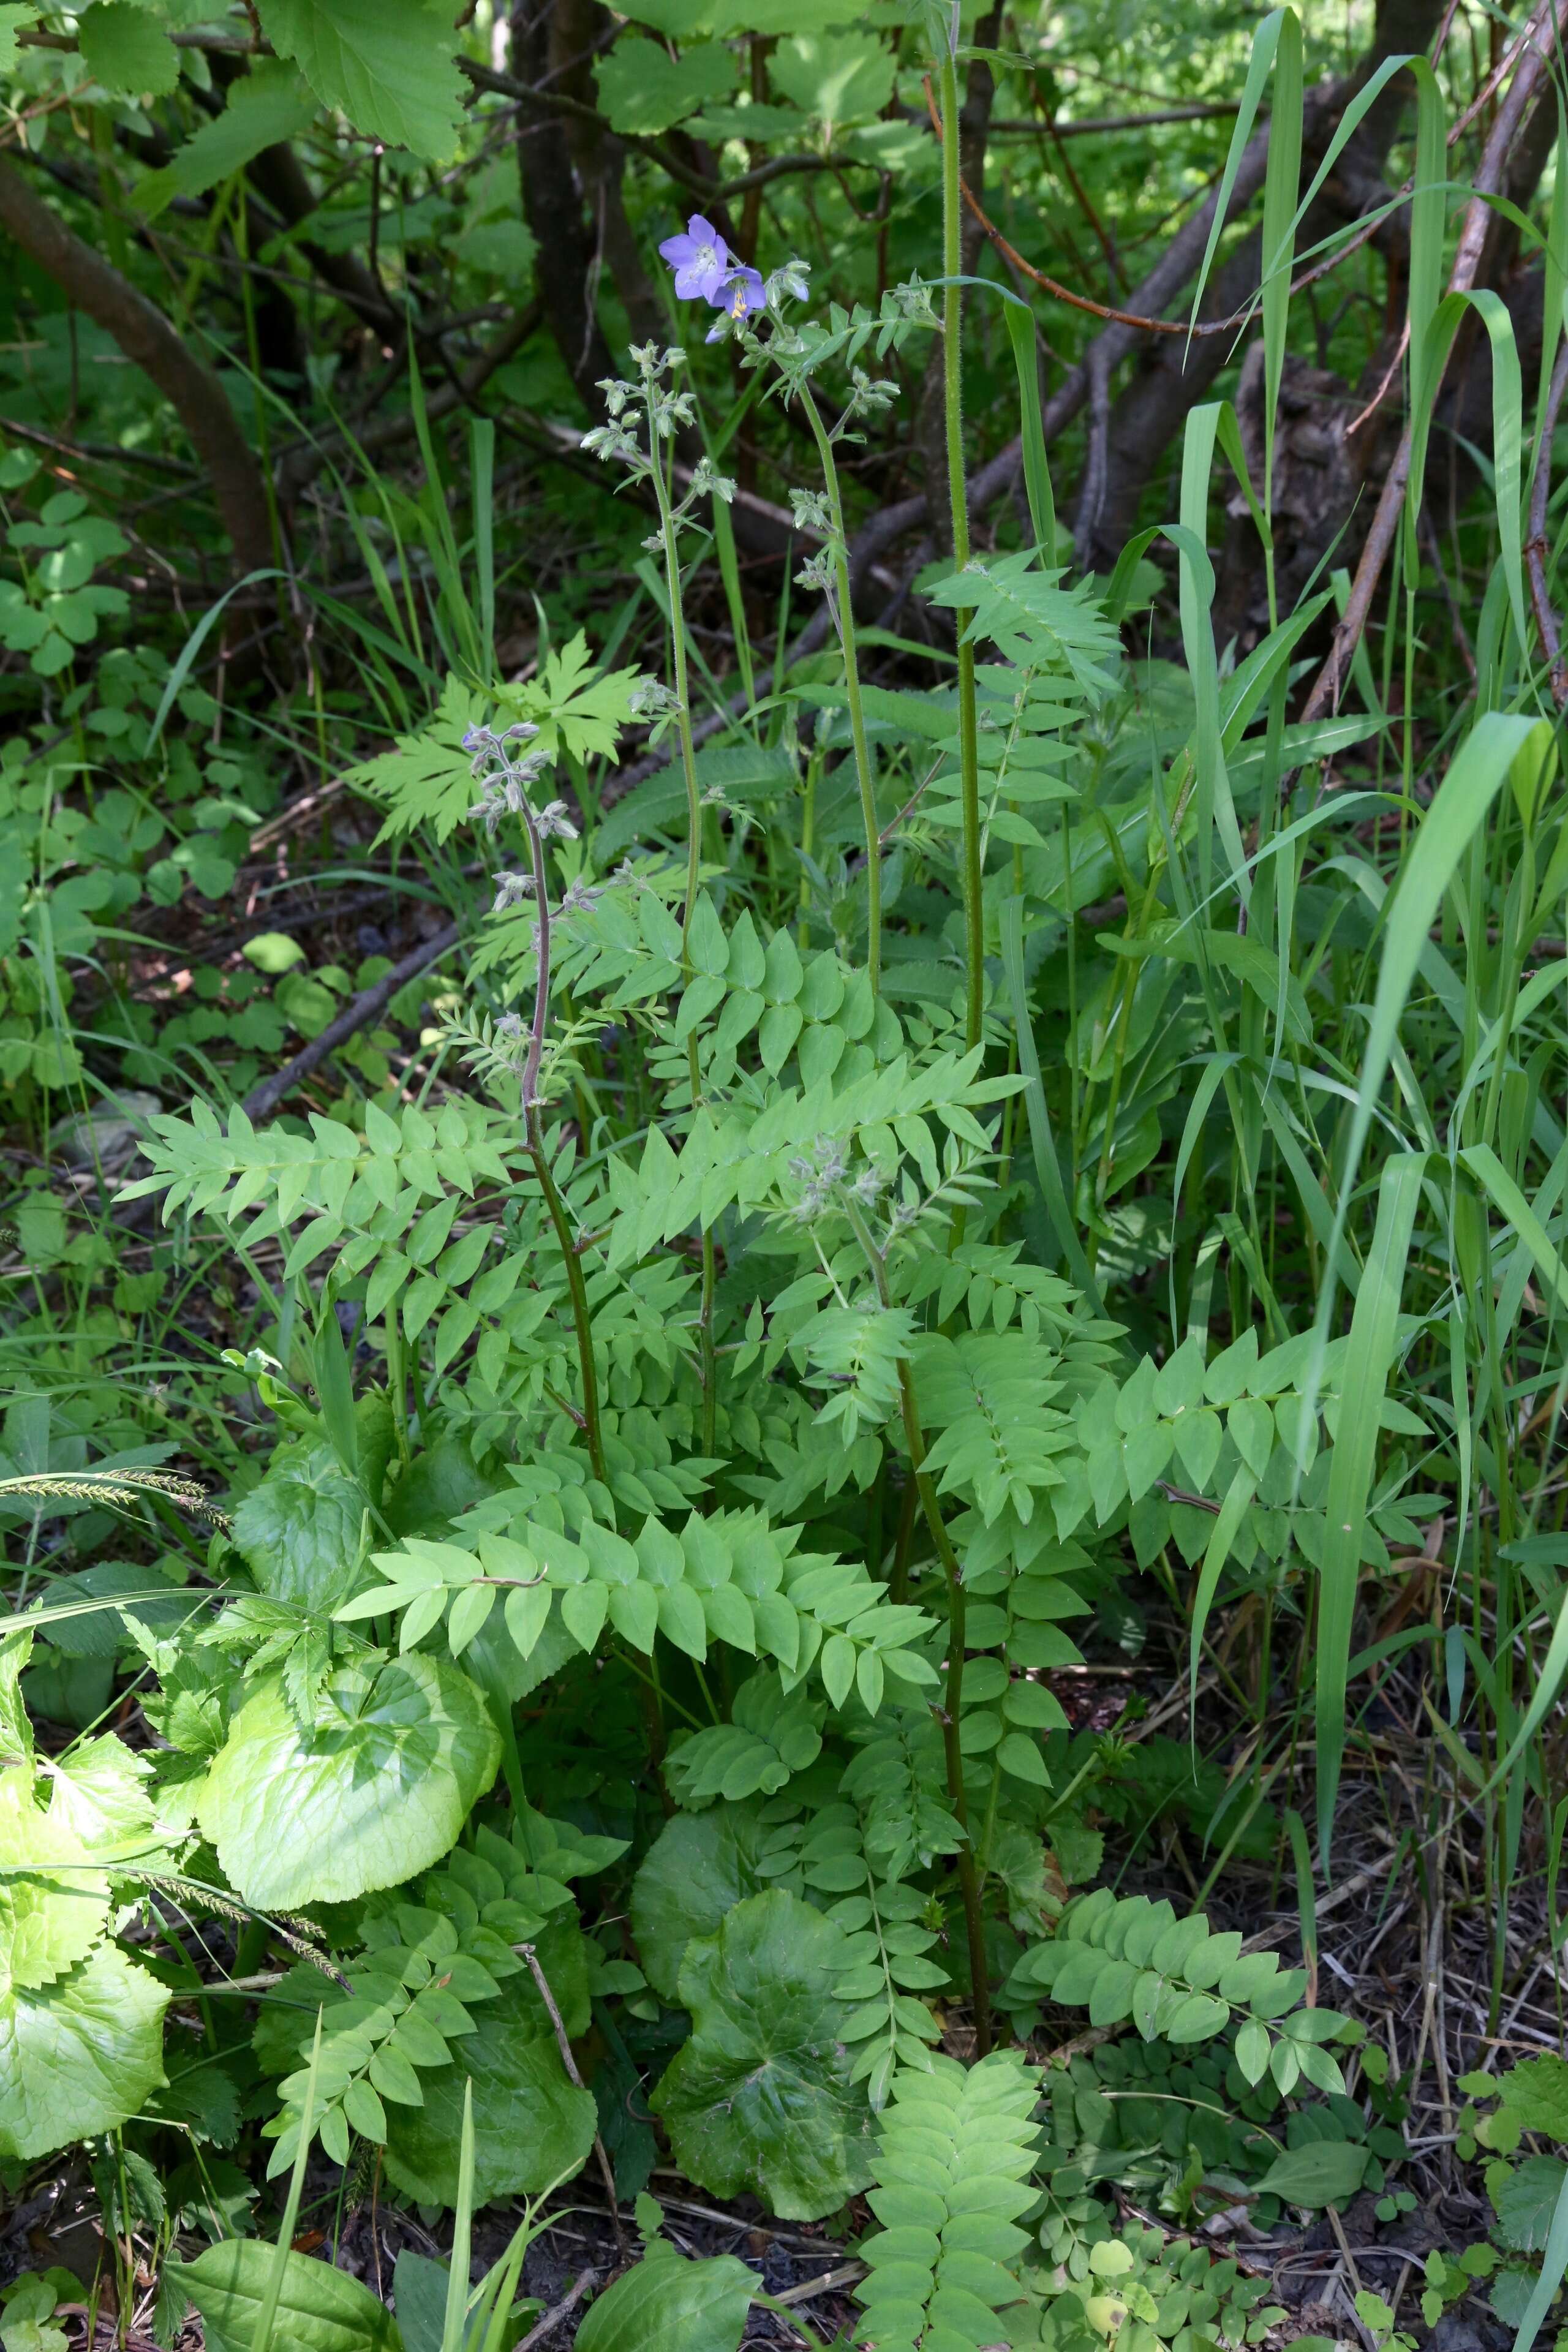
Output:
1298 0 1568 729
518 1943 626 2257
512 2267 598 2350
1526 336 1568 705
927 72 1375 342
236 922 462 1126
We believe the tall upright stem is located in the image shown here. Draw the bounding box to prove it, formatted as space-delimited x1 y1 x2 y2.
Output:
801 396 881 992
939 44 986 1052
643 368 719 1445
644 374 703 956
842 1194 991 2053
897 1360 992 2057
527 1109 606 1489
512 783 606 1488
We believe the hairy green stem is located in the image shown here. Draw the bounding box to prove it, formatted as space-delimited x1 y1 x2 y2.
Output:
938 45 985 1050
527 1107 606 1488
896 1356 992 2056
800 394 881 991
841 1191 990 2051
644 367 703 953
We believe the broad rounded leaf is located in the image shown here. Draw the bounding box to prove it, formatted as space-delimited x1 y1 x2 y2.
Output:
0 1942 168 2160
231 1441 374 1615
576 2245 755 2352
198 1657 499 1907
0 1776 108 1992
650 1890 875 2220
630 1804 770 2004
383 1918 595 2208
164 2240 401 2352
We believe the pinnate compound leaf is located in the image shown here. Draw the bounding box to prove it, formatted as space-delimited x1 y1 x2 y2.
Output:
630 1803 771 2005
575 2242 756 2352
256 0 466 159
383 1917 595 2207
650 1890 875 2220
197 1657 499 1908
663 1671 823 1809
856 2048 1041 2351
0 1942 169 2161
163 2241 401 2352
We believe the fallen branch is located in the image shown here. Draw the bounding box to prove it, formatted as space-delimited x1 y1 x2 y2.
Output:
513 2269 598 2350
1526 336 1568 706
238 922 462 1125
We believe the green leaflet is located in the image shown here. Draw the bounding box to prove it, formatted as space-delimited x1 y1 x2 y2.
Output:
664 1668 824 1806
1255 2142 1370 2208
164 2241 402 2352
197 1656 500 1908
650 1889 876 2219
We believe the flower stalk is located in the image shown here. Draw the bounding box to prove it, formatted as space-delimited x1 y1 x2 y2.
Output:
937 40 986 1050
795 402 883 993
467 726 607 1488
839 1186 992 2057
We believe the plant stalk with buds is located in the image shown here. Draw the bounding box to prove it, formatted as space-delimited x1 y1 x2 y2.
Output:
467 725 607 1487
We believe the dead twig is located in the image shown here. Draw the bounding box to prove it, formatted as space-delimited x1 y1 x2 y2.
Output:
513 2267 598 2350
235 922 462 1126
518 1943 627 2258
1526 336 1568 706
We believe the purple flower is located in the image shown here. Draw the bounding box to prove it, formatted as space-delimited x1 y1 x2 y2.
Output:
658 215 732 302
705 264 766 341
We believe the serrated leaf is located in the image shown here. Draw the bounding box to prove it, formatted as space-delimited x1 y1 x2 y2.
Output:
0 1943 169 2162
256 0 466 159
78 1 178 94
197 1657 499 1907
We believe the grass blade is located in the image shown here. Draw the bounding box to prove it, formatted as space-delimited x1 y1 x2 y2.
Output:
1314 1151 1425 1861
441 2080 476 2352
249 2008 322 2352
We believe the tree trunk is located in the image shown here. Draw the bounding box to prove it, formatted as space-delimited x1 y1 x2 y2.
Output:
510 0 616 415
